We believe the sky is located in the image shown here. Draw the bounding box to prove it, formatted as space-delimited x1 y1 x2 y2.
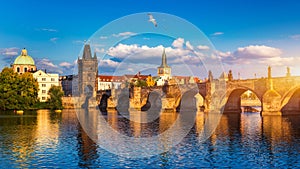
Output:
1 0 300 79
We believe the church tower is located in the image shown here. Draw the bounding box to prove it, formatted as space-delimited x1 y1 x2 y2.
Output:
78 44 98 97
157 48 171 78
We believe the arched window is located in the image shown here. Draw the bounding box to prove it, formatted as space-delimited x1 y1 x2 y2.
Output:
24 67 27 72
17 67 20 72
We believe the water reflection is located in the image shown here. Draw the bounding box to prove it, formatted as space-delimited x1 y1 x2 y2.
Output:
0 109 300 167
77 123 98 168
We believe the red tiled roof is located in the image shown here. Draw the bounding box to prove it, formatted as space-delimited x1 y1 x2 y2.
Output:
98 75 125 82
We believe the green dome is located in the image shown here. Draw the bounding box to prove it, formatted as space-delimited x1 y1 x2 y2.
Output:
13 49 35 65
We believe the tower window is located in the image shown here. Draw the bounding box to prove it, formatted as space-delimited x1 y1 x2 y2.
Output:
17 67 20 72
24 67 27 72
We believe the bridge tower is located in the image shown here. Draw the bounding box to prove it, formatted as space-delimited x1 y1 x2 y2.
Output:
78 44 98 107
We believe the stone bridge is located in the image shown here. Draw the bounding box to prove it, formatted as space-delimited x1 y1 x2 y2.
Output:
222 76 300 115
97 75 300 116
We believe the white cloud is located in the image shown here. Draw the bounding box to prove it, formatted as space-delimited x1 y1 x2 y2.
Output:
234 45 282 59
216 45 288 66
258 57 295 66
173 55 202 64
217 51 232 58
72 40 85 44
37 59 58 68
112 32 136 37
99 59 120 68
99 36 108 39
185 41 194 50
290 34 300 40
36 59 62 74
172 38 184 48
92 43 105 47
212 32 224 36
95 48 106 53
0 47 19 56
40 28 58 32
50 37 59 43
59 62 73 68
197 45 210 50
107 43 191 62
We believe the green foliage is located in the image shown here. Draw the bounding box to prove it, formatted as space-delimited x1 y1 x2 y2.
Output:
47 86 64 110
33 101 49 109
0 67 38 110
134 79 147 87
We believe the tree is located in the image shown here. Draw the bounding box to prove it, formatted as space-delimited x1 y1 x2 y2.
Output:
0 67 38 110
135 79 147 87
146 75 155 87
19 72 39 109
47 86 64 110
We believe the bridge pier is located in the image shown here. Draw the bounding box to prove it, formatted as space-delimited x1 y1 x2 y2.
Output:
223 95 242 114
261 89 282 116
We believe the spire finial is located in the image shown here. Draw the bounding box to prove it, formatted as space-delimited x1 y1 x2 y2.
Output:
21 48 27 56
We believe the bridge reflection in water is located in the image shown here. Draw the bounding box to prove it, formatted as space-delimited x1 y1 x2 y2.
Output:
0 109 300 167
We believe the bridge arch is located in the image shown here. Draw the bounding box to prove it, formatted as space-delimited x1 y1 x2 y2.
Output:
223 86 262 113
175 89 204 112
280 85 300 114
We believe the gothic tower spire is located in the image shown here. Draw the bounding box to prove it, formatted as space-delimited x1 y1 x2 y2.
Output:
157 48 171 84
159 48 170 68
93 52 97 59
83 44 92 59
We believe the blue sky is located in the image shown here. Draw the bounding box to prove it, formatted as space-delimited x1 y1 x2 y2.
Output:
1 0 300 79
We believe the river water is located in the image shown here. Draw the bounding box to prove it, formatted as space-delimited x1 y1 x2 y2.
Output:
0 109 300 168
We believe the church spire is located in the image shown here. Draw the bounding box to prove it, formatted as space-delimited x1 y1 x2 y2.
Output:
159 48 169 68
82 44 92 59
93 52 97 59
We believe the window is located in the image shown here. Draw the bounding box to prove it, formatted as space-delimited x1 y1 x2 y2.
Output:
31 68 33 71
24 67 27 72
17 67 20 72
42 90 46 94
51 84 55 87
42 84 46 87
51 78 55 81
42 97 46 100
42 78 46 81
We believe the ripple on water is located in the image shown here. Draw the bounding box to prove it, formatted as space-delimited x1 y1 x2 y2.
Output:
0 110 300 168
